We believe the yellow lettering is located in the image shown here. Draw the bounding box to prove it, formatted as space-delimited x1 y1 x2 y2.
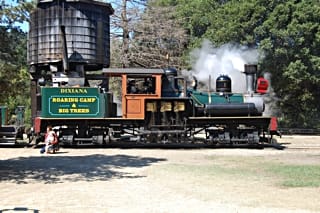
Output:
60 88 88 94
58 108 69 113
80 98 96 103
51 97 79 103
70 108 90 113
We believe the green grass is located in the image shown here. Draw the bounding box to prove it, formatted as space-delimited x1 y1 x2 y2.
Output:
267 164 320 187
155 156 320 188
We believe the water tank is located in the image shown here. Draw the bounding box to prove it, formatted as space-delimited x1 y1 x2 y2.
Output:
28 0 114 71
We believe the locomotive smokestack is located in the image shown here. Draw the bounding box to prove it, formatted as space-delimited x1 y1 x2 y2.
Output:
244 64 257 93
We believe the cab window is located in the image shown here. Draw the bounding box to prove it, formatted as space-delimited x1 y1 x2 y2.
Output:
127 77 156 94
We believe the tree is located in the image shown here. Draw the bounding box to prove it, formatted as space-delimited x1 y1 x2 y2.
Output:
0 0 34 28
109 0 147 68
255 0 320 128
109 0 188 69
0 0 34 126
174 0 220 48
129 3 188 69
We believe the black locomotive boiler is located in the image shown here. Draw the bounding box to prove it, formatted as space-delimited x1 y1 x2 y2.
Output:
29 0 279 146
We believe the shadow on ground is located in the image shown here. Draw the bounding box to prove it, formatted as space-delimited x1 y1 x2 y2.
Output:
0 154 166 184
0 207 39 213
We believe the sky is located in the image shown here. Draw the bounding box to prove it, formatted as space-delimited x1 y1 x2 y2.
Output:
3 0 29 31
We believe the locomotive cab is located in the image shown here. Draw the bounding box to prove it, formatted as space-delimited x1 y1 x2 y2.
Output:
103 68 163 119
103 68 193 143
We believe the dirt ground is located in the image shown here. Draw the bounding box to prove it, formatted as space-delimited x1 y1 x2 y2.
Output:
1 135 320 213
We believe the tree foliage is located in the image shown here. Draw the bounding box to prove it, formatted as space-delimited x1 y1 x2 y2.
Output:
0 0 34 126
0 28 31 126
0 0 34 27
110 0 187 69
129 3 188 69
255 0 320 128
109 0 147 67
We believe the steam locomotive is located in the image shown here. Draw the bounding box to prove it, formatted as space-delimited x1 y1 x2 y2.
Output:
28 0 279 146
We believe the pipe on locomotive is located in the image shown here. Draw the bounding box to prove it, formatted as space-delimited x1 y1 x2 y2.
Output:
244 64 257 93
60 25 69 72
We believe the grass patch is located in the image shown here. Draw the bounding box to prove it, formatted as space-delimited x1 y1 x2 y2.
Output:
155 156 320 188
267 164 320 187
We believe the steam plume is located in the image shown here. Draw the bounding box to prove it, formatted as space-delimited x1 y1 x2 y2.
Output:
189 40 260 93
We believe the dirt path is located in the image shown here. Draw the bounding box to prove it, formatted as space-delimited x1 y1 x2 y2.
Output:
1 136 320 213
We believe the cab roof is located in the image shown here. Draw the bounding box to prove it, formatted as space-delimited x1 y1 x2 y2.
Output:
102 68 165 76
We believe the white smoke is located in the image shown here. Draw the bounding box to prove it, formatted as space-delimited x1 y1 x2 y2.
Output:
189 40 260 93
262 72 280 117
